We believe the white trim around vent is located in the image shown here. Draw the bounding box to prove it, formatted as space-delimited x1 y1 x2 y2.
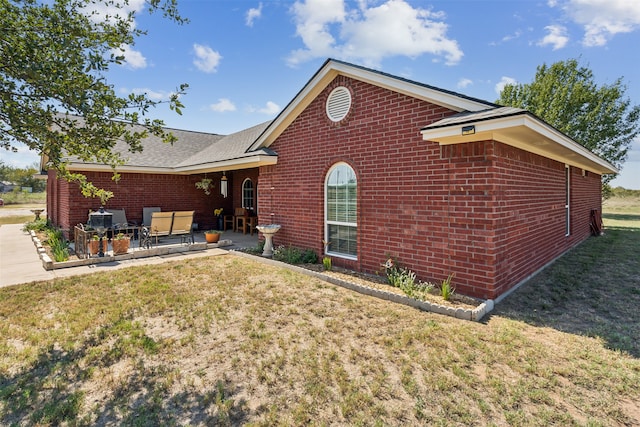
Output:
326 86 352 122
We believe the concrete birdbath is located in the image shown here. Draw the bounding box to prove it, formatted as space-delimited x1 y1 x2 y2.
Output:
256 224 281 257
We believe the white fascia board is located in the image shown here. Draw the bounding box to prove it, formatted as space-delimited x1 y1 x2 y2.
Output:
521 116 617 172
331 61 493 112
66 163 166 173
249 67 340 151
175 154 278 174
421 115 528 140
66 155 278 175
250 59 494 151
421 115 618 174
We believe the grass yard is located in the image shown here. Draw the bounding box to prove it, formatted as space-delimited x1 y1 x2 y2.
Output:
0 195 638 425
602 192 640 229
0 192 46 206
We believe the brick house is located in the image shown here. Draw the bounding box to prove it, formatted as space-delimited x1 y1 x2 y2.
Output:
47 59 617 299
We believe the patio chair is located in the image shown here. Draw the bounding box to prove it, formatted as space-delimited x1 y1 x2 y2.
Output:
234 208 248 233
143 207 161 227
105 208 138 238
235 209 257 235
223 211 235 231
148 211 174 246
171 211 195 244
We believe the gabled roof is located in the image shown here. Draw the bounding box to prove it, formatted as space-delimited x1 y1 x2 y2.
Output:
61 59 616 177
176 121 276 173
248 58 496 151
421 107 618 174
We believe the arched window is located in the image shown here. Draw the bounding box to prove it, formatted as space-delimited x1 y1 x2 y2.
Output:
242 178 254 210
325 163 357 259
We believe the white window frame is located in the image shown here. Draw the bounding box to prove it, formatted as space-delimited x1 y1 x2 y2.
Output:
325 162 357 260
565 164 570 236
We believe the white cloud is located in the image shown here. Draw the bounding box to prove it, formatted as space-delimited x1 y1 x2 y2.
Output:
130 88 170 101
502 29 523 43
119 87 175 102
1 142 39 168
193 44 222 73
112 44 147 69
209 98 236 113
537 25 569 50
246 3 263 27
457 78 473 89
248 101 281 115
551 0 640 46
287 0 463 68
82 1 149 68
81 0 145 25
495 76 517 96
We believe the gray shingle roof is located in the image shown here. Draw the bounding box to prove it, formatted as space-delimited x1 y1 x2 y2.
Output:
65 119 274 169
176 121 273 168
111 127 225 168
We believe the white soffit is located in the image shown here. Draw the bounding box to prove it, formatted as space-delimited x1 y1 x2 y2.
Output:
66 154 278 175
250 59 494 151
421 114 618 175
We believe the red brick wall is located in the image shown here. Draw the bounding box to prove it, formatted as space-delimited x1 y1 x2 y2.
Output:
488 144 602 297
259 75 603 299
48 170 259 237
259 75 459 285
229 169 259 215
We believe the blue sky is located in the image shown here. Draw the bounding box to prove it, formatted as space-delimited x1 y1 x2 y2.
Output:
4 0 640 188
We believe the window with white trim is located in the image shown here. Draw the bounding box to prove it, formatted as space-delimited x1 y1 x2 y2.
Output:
565 165 570 236
242 178 254 210
325 163 357 258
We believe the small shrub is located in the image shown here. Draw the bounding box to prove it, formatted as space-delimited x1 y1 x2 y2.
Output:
383 257 400 286
323 256 332 271
401 280 435 300
440 273 455 301
40 226 70 262
273 246 317 264
244 240 265 255
301 249 318 264
48 231 70 262
382 257 441 302
22 218 49 232
51 244 70 262
383 257 415 288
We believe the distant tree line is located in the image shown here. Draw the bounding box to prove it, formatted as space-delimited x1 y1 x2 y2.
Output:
0 161 46 192
611 187 640 198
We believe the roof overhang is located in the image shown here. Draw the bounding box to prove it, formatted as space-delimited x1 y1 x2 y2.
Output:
66 154 278 175
250 59 495 151
421 112 618 175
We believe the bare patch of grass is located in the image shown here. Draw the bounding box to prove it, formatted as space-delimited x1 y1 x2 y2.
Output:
1 250 639 425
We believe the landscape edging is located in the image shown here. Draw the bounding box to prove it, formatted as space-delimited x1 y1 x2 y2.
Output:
30 231 232 270
231 250 493 322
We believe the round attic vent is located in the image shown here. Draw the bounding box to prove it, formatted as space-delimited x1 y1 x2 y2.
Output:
326 86 352 122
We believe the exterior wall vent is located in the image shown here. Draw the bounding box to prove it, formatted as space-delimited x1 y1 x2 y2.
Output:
326 86 352 122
